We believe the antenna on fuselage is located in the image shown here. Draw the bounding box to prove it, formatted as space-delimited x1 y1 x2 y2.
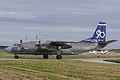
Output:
20 39 23 43
36 35 38 40
25 35 28 42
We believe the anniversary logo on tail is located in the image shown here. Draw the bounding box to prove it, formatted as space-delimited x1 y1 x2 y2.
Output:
5 22 117 59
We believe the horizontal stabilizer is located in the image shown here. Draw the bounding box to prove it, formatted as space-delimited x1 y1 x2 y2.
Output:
106 40 117 44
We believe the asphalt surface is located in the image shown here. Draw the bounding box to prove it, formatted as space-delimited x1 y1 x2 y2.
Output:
65 58 120 64
0 58 119 64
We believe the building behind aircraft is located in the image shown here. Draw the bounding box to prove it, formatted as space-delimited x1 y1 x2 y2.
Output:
5 22 117 59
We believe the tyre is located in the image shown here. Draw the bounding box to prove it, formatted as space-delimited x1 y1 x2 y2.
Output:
56 55 62 59
15 55 19 59
43 54 48 59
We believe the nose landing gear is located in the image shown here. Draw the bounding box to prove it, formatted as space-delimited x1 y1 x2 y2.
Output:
15 55 19 59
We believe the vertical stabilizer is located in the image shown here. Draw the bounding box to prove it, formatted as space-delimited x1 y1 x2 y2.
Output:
92 22 106 42
81 22 106 42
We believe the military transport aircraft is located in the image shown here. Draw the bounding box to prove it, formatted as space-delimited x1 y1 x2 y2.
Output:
5 22 117 59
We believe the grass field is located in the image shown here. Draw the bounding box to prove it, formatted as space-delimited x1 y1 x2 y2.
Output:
0 60 120 80
0 50 120 80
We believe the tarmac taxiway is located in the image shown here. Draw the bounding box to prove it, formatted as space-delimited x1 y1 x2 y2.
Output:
0 58 119 64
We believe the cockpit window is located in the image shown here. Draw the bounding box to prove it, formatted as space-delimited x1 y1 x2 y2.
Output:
17 44 21 46
13 44 17 46
13 44 21 46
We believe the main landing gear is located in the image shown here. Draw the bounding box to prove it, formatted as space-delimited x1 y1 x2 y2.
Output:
56 55 62 59
42 45 63 59
43 54 62 59
43 54 48 59
55 46 62 59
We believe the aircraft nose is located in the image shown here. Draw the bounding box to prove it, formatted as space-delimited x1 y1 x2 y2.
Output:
4 47 12 53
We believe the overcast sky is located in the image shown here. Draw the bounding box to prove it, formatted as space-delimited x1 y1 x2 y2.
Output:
0 0 119 49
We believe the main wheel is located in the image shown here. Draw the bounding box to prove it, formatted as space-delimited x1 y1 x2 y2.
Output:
15 55 19 59
43 54 48 59
56 55 62 59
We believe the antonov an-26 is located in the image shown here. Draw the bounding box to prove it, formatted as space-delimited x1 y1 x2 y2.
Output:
5 22 117 59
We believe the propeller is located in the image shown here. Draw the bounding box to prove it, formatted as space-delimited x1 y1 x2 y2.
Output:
35 35 41 49
36 40 41 51
36 35 38 40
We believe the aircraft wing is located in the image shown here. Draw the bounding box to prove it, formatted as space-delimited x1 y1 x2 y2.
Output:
50 41 78 49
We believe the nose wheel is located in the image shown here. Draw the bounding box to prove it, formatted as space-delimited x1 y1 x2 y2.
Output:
15 55 19 59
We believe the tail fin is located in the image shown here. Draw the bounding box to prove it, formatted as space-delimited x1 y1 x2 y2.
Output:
81 22 106 42
92 22 106 42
